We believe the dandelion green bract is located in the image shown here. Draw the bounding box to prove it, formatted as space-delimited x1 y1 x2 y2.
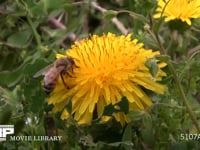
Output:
154 0 200 25
48 33 166 125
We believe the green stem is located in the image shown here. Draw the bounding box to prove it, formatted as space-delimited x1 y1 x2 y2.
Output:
167 63 200 132
153 102 186 109
151 28 200 132
21 0 42 47
27 16 41 47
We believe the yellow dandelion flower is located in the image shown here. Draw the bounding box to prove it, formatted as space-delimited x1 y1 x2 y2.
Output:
154 0 200 25
48 33 166 125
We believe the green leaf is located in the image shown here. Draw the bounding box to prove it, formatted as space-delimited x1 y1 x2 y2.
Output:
107 141 133 147
27 0 65 15
153 18 164 32
143 1 156 11
66 98 72 113
0 70 24 87
156 55 171 62
145 58 159 77
141 126 155 146
7 28 33 48
27 0 46 15
103 97 129 116
14 119 25 135
63 3 72 11
0 58 49 87
103 10 118 20
116 97 129 113
128 11 147 22
128 109 146 121
103 104 116 116
0 106 12 124
122 123 132 141
122 123 133 150
22 78 45 113
45 0 66 11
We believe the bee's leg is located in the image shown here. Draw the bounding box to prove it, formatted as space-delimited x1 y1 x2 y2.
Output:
61 74 70 89
65 71 73 77
74 63 79 68
65 67 76 78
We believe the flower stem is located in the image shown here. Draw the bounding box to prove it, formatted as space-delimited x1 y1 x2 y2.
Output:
168 63 200 132
151 28 200 132
27 16 41 47
21 0 41 47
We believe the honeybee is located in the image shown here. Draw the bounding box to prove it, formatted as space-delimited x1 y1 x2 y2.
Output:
34 57 75 94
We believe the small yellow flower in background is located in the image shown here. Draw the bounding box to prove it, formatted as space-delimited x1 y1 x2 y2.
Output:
154 0 200 26
48 33 166 126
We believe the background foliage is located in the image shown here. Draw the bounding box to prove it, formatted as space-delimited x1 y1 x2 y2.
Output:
0 0 200 149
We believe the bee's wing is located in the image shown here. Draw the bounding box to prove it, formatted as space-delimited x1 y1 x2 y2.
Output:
33 63 54 78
